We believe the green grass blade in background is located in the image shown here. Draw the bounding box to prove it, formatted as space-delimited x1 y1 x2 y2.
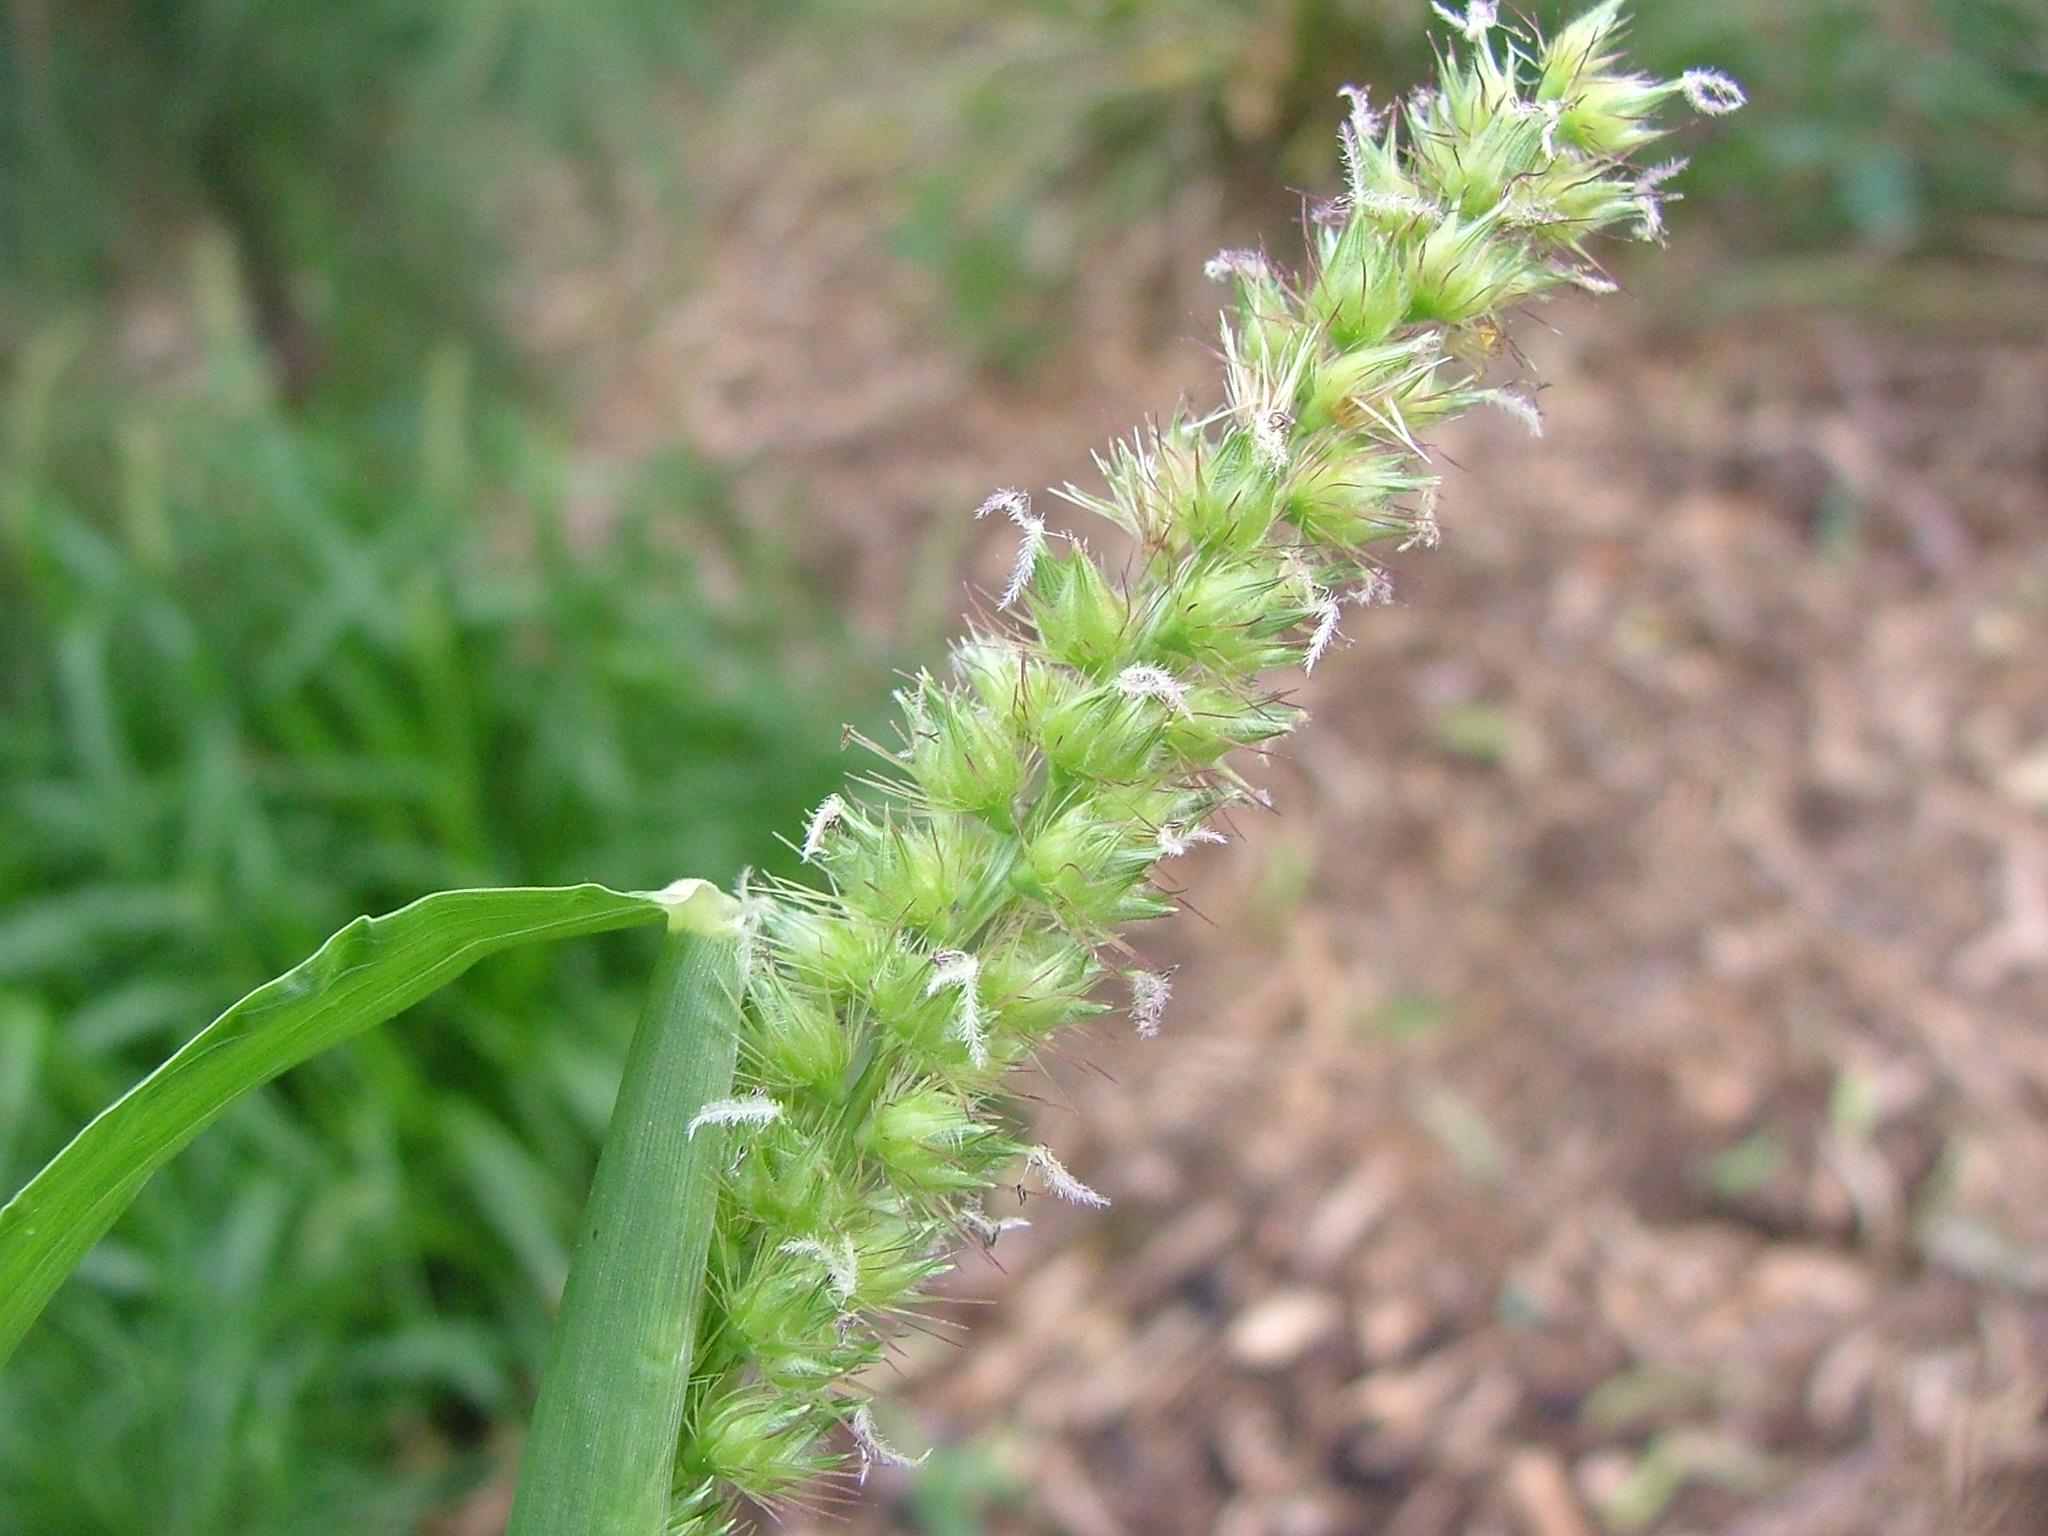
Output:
0 883 676 1369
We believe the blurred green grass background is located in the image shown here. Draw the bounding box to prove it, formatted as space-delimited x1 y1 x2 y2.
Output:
0 1 2041 1531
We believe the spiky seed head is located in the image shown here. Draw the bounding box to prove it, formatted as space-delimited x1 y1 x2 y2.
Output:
666 11 1744 1522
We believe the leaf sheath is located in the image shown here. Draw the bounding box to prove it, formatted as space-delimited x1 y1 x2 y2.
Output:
507 925 743 1536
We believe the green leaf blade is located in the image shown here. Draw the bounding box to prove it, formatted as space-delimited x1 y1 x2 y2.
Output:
0 883 673 1368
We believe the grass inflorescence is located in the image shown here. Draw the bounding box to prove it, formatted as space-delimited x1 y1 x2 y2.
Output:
669 3 1739 1525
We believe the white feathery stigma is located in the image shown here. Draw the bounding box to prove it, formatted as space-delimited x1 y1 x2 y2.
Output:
1358 188 1440 222
1203 248 1271 284
1305 592 1344 673
1483 389 1545 438
801 794 846 862
731 865 769 978
1158 821 1227 858
1632 156 1690 242
1680 68 1746 115
778 1235 859 1301
687 1092 784 1139
1336 88 1374 201
1128 968 1173 1038
975 488 1045 610
1116 664 1193 716
1638 157 1692 191
925 948 979 995
1337 83 1383 141
926 949 988 1068
1309 197 1351 229
1431 0 1497 43
1283 549 1345 674
960 1201 1031 1247
1500 191 1558 231
850 1404 928 1484
1253 409 1293 474
1025 1144 1110 1208
1399 485 1443 551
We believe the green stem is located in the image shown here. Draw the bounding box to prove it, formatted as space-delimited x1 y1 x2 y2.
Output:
508 915 742 1536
